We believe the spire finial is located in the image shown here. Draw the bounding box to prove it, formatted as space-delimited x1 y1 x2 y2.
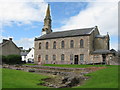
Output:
46 4 50 17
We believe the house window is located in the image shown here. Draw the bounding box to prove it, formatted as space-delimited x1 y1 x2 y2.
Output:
70 40 74 48
80 39 84 48
24 56 26 59
46 42 49 49
61 40 65 49
70 54 73 61
53 41 56 49
80 54 84 61
45 55 48 61
53 54 56 60
61 54 64 61
39 43 41 49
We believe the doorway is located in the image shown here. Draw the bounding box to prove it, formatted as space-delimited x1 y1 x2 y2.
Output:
74 55 79 64
102 54 106 64
38 55 41 64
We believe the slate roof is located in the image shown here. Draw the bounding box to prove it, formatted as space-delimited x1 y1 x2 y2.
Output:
20 51 29 56
0 39 20 50
35 27 95 41
0 40 9 47
92 50 115 54
95 35 106 38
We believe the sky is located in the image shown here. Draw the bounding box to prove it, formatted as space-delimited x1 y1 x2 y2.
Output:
0 0 119 50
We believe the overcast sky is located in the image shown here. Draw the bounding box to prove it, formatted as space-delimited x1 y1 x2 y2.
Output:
0 0 119 50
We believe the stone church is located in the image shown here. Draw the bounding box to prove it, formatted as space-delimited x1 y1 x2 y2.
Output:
34 4 115 65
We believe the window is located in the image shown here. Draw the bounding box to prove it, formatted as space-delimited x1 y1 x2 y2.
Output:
70 40 74 48
70 54 73 61
80 39 84 48
53 41 56 49
38 55 41 58
53 54 56 60
45 55 48 61
80 54 84 61
61 40 65 49
38 55 41 62
61 54 64 61
39 43 41 49
46 42 49 49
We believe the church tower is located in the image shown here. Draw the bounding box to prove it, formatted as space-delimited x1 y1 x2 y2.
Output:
42 4 52 35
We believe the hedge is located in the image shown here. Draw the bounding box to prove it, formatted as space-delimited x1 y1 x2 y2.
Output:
1 55 22 64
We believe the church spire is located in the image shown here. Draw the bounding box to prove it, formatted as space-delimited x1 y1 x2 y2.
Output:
46 4 50 17
42 4 52 35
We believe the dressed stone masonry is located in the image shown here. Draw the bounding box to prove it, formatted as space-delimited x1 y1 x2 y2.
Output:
34 4 115 65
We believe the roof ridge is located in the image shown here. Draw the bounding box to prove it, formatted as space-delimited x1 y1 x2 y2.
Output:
51 27 94 34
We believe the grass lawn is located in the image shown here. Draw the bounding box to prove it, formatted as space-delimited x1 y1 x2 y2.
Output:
74 65 118 88
23 63 37 66
43 64 110 68
44 64 119 88
2 65 119 88
2 68 49 88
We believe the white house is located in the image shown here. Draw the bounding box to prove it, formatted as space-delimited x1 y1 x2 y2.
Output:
21 50 29 62
20 47 34 63
26 47 34 63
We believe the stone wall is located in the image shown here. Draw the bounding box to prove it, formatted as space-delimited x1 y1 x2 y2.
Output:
0 40 20 56
34 36 91 64
94 36 109 50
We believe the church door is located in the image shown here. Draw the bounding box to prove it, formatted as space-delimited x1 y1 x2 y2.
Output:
74 55 79 64
38 55 41 64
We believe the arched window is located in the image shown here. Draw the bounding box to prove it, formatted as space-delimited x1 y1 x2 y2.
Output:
61 54 64 61
45 55 48 61
39 43 41 49
46 42 49 49
70 54 73 61
80 39 84 48
53 41 56 49
80 54 84 61
70 40 74 48
53 54 56 60
38 55 41 62
61 40 65 49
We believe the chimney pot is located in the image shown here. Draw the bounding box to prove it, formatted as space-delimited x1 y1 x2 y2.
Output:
9 38 12 40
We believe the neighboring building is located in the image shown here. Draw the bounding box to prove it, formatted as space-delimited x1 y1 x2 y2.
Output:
26 47 34 63
0 38 20 56
34 4 115 65
20 48 34 63
21 50 29 62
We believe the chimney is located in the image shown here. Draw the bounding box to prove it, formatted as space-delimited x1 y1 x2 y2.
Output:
9 38 12 41
3 39 8 43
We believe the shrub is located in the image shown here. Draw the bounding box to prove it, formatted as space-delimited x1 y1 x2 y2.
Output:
2 55 22 64
0 55 7 64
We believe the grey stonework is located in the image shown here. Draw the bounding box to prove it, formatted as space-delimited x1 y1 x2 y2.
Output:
0 38 20 56
34 5 115 65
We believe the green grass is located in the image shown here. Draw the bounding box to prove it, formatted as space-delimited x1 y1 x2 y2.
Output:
43 64 110 68
2 68 49 88
74 65 119 88
2 65 119 88
23 63 37 66
44 64 119 88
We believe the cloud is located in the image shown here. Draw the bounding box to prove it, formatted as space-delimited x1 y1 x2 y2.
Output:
110 42 118 51
0 35 34 49
0 0 48 26
53 2 118 50
54 2 118 36
14 38 34 49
